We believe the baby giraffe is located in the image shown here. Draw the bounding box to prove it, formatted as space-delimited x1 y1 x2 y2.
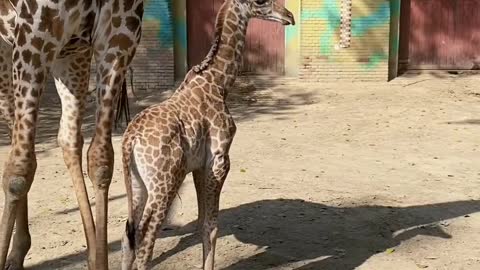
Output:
120 0 294 269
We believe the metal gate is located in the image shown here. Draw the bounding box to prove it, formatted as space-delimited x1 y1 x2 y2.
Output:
400 0 480 70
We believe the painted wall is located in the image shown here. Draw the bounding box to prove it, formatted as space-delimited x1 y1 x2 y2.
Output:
173 0 188 79
130 0 175 90
300 0 392 81
285 0 301 76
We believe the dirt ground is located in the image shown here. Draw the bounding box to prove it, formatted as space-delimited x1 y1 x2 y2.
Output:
1 72 480 270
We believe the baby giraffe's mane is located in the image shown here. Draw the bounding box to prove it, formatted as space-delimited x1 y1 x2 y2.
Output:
192 0 231 73
177 0 234 90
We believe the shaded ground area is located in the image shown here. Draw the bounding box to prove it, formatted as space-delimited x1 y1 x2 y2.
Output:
1 74 480 269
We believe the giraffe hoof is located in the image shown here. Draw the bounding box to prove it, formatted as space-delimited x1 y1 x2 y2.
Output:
5 259 24 270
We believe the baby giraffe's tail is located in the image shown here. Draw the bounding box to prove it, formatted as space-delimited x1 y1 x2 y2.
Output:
121 134 136 270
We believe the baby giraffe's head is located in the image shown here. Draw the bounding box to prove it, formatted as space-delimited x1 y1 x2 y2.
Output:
239 0 295 25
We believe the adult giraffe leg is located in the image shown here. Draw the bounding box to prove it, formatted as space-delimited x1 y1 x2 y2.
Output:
0 38 24 270
5 196 29 270
52 50 96 270
0 40 13 139
88 3 143 266
0 21 58 269
88 47 140 270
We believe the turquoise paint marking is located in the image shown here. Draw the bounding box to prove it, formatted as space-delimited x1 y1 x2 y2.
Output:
301 0 391 69
362 52 388 70
144 0 173 48
301 0 340 55
286 26 298 43
175 18 187 52
351 2 390 37
301 8 333 20
320 4 340 55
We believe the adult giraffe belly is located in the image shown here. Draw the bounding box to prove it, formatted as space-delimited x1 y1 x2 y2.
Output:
0 1 16 46
57 36 92 59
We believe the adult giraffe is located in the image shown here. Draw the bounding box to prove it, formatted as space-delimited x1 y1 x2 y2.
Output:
0 0 144 269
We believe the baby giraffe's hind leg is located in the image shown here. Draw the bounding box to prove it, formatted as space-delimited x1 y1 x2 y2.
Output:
134 172 185 270
121 155 148 270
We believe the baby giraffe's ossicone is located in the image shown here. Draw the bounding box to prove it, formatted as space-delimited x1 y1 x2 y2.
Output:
120 0 294 269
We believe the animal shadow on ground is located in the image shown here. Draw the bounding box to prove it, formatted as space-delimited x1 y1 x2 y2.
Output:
27 198 480 269
151 199 480 270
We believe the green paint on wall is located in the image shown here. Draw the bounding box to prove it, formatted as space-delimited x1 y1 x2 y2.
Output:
286 26 298 43
285 0 301 76
320 8 341 55
351 2 390 37
363 52 388 70
173 0 188 79
144 0 173 48
301 1 341 55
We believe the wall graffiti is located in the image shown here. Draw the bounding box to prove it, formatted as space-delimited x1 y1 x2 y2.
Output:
301 0 391 72
129 0 175 89
144 0 174 48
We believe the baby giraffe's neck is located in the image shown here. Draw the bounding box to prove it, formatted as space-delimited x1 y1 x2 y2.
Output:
208 1 249 88
186 0 249 93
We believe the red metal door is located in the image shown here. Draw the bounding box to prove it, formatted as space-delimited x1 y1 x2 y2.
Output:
405 0 480 69
186 0 218 71
187 0 285 74
453 0 480 69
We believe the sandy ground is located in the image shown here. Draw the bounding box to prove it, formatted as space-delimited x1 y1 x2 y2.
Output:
1 72 480 270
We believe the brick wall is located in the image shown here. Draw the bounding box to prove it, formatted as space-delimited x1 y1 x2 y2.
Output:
130 0 174 91
300 0 391 81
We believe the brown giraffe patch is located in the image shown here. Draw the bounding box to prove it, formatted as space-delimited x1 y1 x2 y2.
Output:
125 16 140 32
16 27 27 47
21 51 32 64
19 4 31 20
30 37 44 51
112 0 120 13
38 6 59 32
25 0 38 14
112 16 122 28
123 0 135 12
135 2 144 18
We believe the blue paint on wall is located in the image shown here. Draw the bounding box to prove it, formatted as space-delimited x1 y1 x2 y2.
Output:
301 1 341 55
175 19 187 52
351 2 390 37
144 0 174 48
301 0 390 56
